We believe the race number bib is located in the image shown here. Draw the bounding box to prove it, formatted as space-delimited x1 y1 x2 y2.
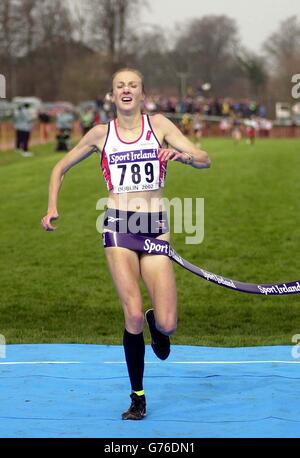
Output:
109 148 160 193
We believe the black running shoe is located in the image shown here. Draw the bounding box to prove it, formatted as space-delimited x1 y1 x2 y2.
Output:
145 309 170 360
122 392 146 420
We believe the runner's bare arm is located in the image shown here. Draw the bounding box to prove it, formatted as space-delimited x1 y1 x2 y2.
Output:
155 114 211 169
41 124 107 231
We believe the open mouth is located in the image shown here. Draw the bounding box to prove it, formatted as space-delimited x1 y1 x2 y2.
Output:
121 96 133 103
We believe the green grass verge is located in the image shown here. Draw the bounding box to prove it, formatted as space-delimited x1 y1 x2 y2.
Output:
1 138 300 346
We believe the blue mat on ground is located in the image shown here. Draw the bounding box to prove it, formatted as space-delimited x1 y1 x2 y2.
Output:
0 344 299 438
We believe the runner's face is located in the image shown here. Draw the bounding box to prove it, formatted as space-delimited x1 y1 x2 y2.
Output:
112 71 144 112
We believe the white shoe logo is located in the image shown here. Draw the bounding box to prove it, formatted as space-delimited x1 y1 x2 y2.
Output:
107 216 124 223
156 220 166 229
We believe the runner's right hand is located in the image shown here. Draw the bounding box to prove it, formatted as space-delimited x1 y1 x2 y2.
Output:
41 211 59 231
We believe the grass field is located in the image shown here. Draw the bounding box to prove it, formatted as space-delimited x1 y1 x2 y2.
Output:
1 138 300 347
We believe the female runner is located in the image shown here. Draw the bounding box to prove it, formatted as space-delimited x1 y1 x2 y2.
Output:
41 68 211 420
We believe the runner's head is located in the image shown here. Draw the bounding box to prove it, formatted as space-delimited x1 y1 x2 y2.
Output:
111 68 145 113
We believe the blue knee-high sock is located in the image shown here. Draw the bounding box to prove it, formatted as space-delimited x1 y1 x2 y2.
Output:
123 329 145 393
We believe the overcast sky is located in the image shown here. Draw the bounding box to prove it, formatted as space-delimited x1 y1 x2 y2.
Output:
140 0 300 51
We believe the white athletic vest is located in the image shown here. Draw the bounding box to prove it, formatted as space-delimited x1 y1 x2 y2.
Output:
101 114 167 194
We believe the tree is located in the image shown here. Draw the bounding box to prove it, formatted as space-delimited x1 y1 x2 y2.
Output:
131 27 178 92
0 0 78 98
237 51 268 97
85 0 145 72
264 16 300 69
21 0 75 98
264 16 300 100
173 15 240 96
0 0 21 97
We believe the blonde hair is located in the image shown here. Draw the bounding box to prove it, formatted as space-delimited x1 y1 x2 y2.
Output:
111 67 145 94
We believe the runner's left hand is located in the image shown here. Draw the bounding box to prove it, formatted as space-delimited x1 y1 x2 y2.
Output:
158 148 182 162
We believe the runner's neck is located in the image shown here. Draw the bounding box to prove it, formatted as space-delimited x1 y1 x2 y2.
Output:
116 113 143 131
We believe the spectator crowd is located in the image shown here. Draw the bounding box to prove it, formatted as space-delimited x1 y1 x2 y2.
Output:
10 92 273 155
143 94 266 119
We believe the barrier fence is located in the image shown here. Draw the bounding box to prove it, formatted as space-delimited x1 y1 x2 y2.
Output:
0 119 299 151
